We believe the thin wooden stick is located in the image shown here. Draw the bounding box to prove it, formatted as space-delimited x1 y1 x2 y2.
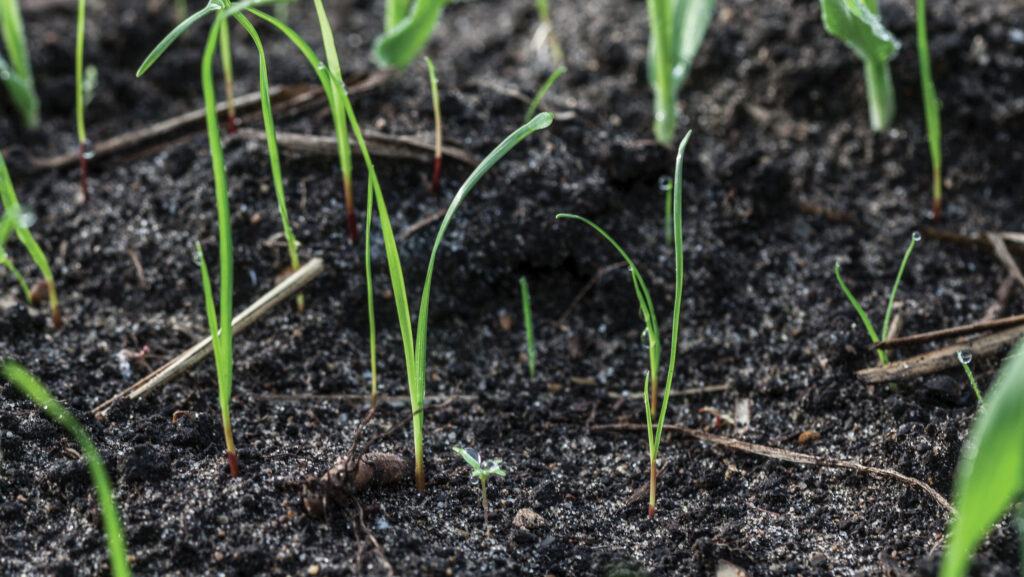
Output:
857 324 1024 384
592 422 953 514
93 258 325 415
241 129 479 166
873 313 1024 350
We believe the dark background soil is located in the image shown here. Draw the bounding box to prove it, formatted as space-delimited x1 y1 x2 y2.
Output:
2 0 1023 575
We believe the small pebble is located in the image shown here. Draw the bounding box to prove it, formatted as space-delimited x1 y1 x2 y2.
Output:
797 430 820 445
307 564 320 575
513 508 546 530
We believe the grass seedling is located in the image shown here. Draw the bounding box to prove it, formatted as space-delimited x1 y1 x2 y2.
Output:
557 131 690 517
916 0 943 219
524 65 565 123
373 0 455 69
74 0 91 202
659 175 672 246
1 362 131 577
453 447 506 536
0 0 40 129
426 56 442 196
519 276 536 378
834 231 920 366
940 337 1024 577
646 0 715 146
819 0 901 131
311 0 357 243
0 150 60 328
0 209 32 301
533 0 564 64
957 350 983 408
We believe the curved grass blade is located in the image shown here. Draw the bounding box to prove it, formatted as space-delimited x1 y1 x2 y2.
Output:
372 0 451 69
834 261 886 365
520 276 536 378
426 56 442 196
2 362 132 577
137 0 224 77
524 65 565 123
880 232 919 350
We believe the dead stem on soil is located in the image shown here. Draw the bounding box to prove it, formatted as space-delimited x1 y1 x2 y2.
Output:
872 312 1024 350
239 128 479 167
92 258 324 416
397 208 447 241
592 422 954 514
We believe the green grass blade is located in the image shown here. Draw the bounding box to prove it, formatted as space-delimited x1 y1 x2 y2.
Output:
916 0 942 217
524 65 565 123
880 232 918 349
1 362 132 577
372 0 450 69
194 242 223 362
75 0 87 144
364 177 378 404
834 260 886 364
137 0 223 77
1 249 33 302
645 0 674 145
670 0 715 96
0 0 40 128
385 0 411 31
941 337 1024 577
519 277 536 378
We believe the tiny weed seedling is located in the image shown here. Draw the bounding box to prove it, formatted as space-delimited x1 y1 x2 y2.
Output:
940 337 1024 577
533 0 564 64
373 0 456 69
916 0 943 219
646 0 715 146
957 350 983 408
834 231 920 366
426 56 442 196
819 0 901 131
0 150 61 328
0 0 40 129
519 276 536 378
524 65 565 123
557 132 691 517
453 447 506 536
1 362 131 577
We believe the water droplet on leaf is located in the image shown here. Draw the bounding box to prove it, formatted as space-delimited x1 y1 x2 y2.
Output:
912 231 922 242
657 175 672 192
958 350 972 365
81 139 96 160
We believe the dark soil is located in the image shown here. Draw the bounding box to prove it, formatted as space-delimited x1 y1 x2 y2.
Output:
2 0 1024 575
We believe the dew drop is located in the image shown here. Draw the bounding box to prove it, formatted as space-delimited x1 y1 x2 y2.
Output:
912 231 922 243
958 350 972 365
464 447 480 464
81 139 96 160
192 247 204 267
17 210 37 229
657 175 672 192
641 328 650 348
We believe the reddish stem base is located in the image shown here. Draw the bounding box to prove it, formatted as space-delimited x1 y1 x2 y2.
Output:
931 197 942 221
346 210 358 244
226 114 238 135
78 143 89 203
227 451 239 478
429 156 442 197
648 504 655 518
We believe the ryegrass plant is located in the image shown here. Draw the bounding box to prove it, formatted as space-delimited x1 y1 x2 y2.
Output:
556 131 691 517
74 0 91 201
819 0 900 131
373 0 455 69
524 65 565 123
1 362 131 577
0 0 40 129
957 350 983 408
646 0 715 146
0 150 60 328
453 447 506 536
916 0 943 219
426 56 442 196
834 231 920 366
519 276 536 378
940 337 1024 577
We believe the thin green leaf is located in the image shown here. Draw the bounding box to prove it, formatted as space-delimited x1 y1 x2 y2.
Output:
916 0 942 215
0 0 40 128
194 242 222 363
2 362 132 577
834 261 887 365
372 0 452 69
519 277 536 378
941 337 1024 577
74 0 87 143
524 65 565 123
136 0 224 77
881 233 918 349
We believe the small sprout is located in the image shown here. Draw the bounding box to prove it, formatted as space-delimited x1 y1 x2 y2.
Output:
646 0 716 145
453 447 506 536
426 56 442 196
834 231 920 366
819 0 901 131
0 0 41 129
916 0 943 219
2 362 132 576
373 0 455 69
957 350 983 408
519 276 536 378
524 65 566 123
533 0 564 64
941 338 1024 576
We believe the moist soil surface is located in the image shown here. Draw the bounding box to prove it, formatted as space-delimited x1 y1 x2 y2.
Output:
2 0 1024 575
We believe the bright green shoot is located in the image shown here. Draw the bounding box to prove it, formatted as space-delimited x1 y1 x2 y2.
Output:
2 362 131 577
0 209 31 301
940 337 1024 577
646 0 715 146
819 0 901 131
557 131 690 517
453 446 506 536
426 56 442 196
659 175 672 246
0 0 40 129
373 0 455 69
519 276 536 378
524 65 565 123
957 350 983 408
0 150 60 328
834 231 919 366
916 0 943 219
311 0 357 243
74 0 91 202
533 0 563 64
